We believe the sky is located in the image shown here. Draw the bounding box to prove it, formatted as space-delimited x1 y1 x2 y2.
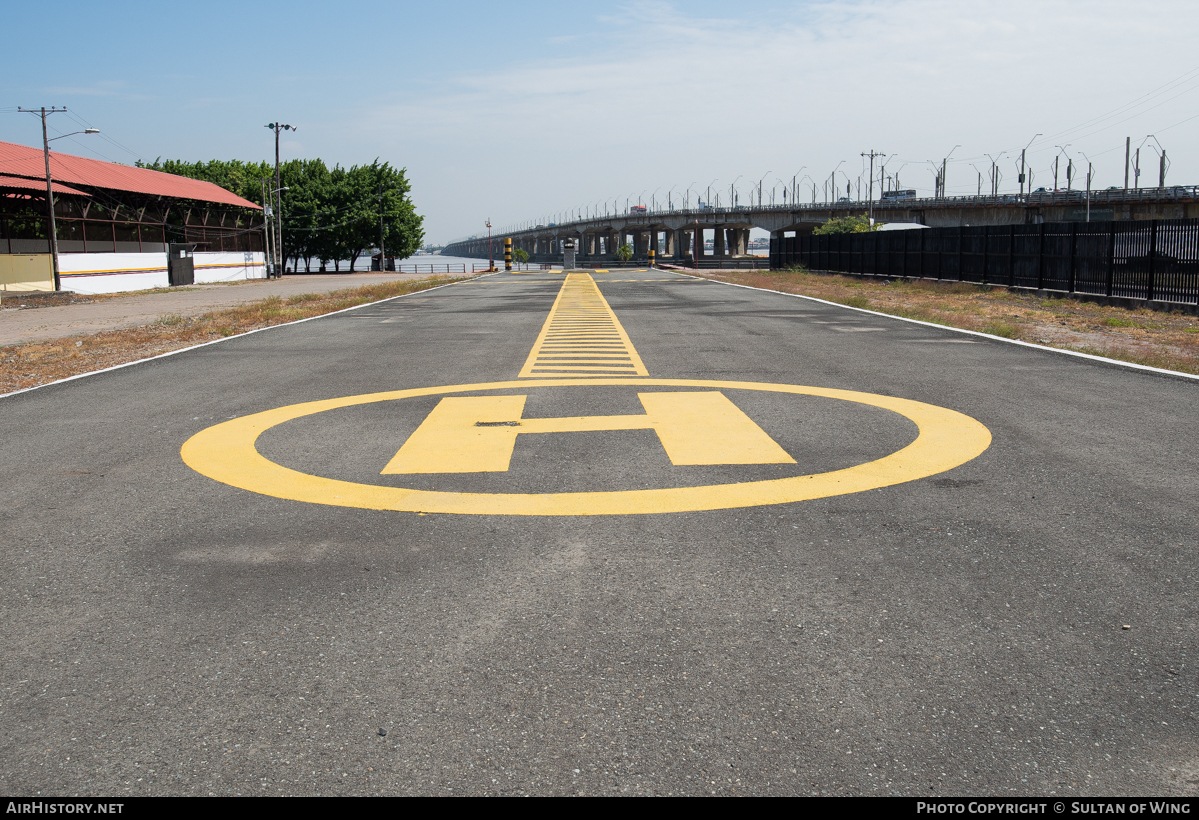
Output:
3 1 1199 244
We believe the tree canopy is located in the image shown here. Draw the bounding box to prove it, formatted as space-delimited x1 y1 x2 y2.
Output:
812 213 878 235
137 157 424 271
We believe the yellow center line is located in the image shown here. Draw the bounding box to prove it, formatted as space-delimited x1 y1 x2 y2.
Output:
518 272 650 379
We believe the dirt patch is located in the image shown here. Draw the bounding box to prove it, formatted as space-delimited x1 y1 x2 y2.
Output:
0 275 463 394
691 268 1199 376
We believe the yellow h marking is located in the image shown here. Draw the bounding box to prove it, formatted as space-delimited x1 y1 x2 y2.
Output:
381 392 795 474
519 272 648 378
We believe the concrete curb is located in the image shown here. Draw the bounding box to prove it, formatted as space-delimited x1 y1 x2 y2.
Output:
0 276 479 400
669 270 1199 383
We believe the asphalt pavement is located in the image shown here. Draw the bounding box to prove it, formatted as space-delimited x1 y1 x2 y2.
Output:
1 268 1196 796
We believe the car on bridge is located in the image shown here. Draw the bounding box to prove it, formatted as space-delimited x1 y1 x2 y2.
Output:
629 205 647 214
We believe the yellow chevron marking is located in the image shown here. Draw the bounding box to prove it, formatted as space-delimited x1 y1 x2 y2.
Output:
518 272 649 378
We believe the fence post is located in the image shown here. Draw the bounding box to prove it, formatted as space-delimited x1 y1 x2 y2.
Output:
1008 225 1015 287
1068 223 1077 294
937 229 943 280
982 226 989 285
1037 222 1045 290
1105 222 1115 297
919 228 926 278
1147 219 1157 302
958 226 964 282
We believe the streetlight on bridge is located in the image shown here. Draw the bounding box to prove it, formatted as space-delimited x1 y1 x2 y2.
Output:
756 171 771 208
1019 134 1040 196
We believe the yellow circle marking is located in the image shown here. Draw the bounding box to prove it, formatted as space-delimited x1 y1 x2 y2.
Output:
181 378 991 516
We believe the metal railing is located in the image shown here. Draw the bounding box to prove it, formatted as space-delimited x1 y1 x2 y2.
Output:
771 218 1199 306
447 187 1199 244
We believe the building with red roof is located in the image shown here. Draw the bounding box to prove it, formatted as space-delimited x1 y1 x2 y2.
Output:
0 139 263 255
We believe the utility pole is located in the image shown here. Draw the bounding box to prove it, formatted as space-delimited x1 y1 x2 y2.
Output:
861 150 885 224
1159 150 1167 187
265 122 296 276
18 107 101 291
19 107 66 290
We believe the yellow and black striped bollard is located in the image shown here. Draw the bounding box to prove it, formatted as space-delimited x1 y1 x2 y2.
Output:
504 237 513 271
648 247 655 268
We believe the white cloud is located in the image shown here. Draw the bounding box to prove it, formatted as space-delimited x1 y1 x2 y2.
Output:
332 1 1199 241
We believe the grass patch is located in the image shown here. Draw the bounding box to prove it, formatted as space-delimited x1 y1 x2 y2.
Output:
1 275 463 394
982 321 1021 339
844 295 870 309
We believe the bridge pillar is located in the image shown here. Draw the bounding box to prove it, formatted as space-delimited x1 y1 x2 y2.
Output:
664 230 675 257
733 229 748 256
633 230 646 259
674 229 689 258
714 227 726 258
694 227 704 260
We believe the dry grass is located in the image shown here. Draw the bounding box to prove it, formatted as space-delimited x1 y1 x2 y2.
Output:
0 275 462 394
693 268 1199 376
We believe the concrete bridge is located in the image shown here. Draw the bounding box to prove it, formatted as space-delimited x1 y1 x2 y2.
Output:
444 186 1199 264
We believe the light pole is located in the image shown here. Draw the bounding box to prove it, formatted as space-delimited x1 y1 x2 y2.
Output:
684 182 697 210
265 122 296 276
1019 134 1040 196
18 107 99 290
706 179 719 209
937 145 960 198
984 153 1005 196
730 176 743 211
1054 145 1072 192
790 168 806 206
1145 136 1168 187
486 219 493 271
829 161 845 207
756 171 771 208
1079 151 1094 221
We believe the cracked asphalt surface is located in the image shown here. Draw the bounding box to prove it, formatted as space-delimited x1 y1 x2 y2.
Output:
1 269 1196 796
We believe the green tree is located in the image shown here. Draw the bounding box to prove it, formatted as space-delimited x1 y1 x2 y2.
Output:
137 156 424 272
812 213 878 235
616 243 634 261
513 248 529 264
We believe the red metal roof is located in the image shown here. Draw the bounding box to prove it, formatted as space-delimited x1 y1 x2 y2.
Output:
0 174 90 196
0 140 260 209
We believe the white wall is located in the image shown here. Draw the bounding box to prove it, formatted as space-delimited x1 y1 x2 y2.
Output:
58 253 168 295
194 251 266 283
56 251 265 294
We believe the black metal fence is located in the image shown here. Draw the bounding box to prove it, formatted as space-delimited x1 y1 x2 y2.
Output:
770 219 1199 306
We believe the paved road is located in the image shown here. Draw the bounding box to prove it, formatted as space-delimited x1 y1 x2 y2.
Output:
1 269 1196 796
0 272 443 347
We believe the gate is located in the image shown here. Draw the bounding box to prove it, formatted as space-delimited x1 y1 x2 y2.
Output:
168 243 196 286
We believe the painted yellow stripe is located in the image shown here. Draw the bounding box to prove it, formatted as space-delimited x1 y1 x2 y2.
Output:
518 272 649 379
